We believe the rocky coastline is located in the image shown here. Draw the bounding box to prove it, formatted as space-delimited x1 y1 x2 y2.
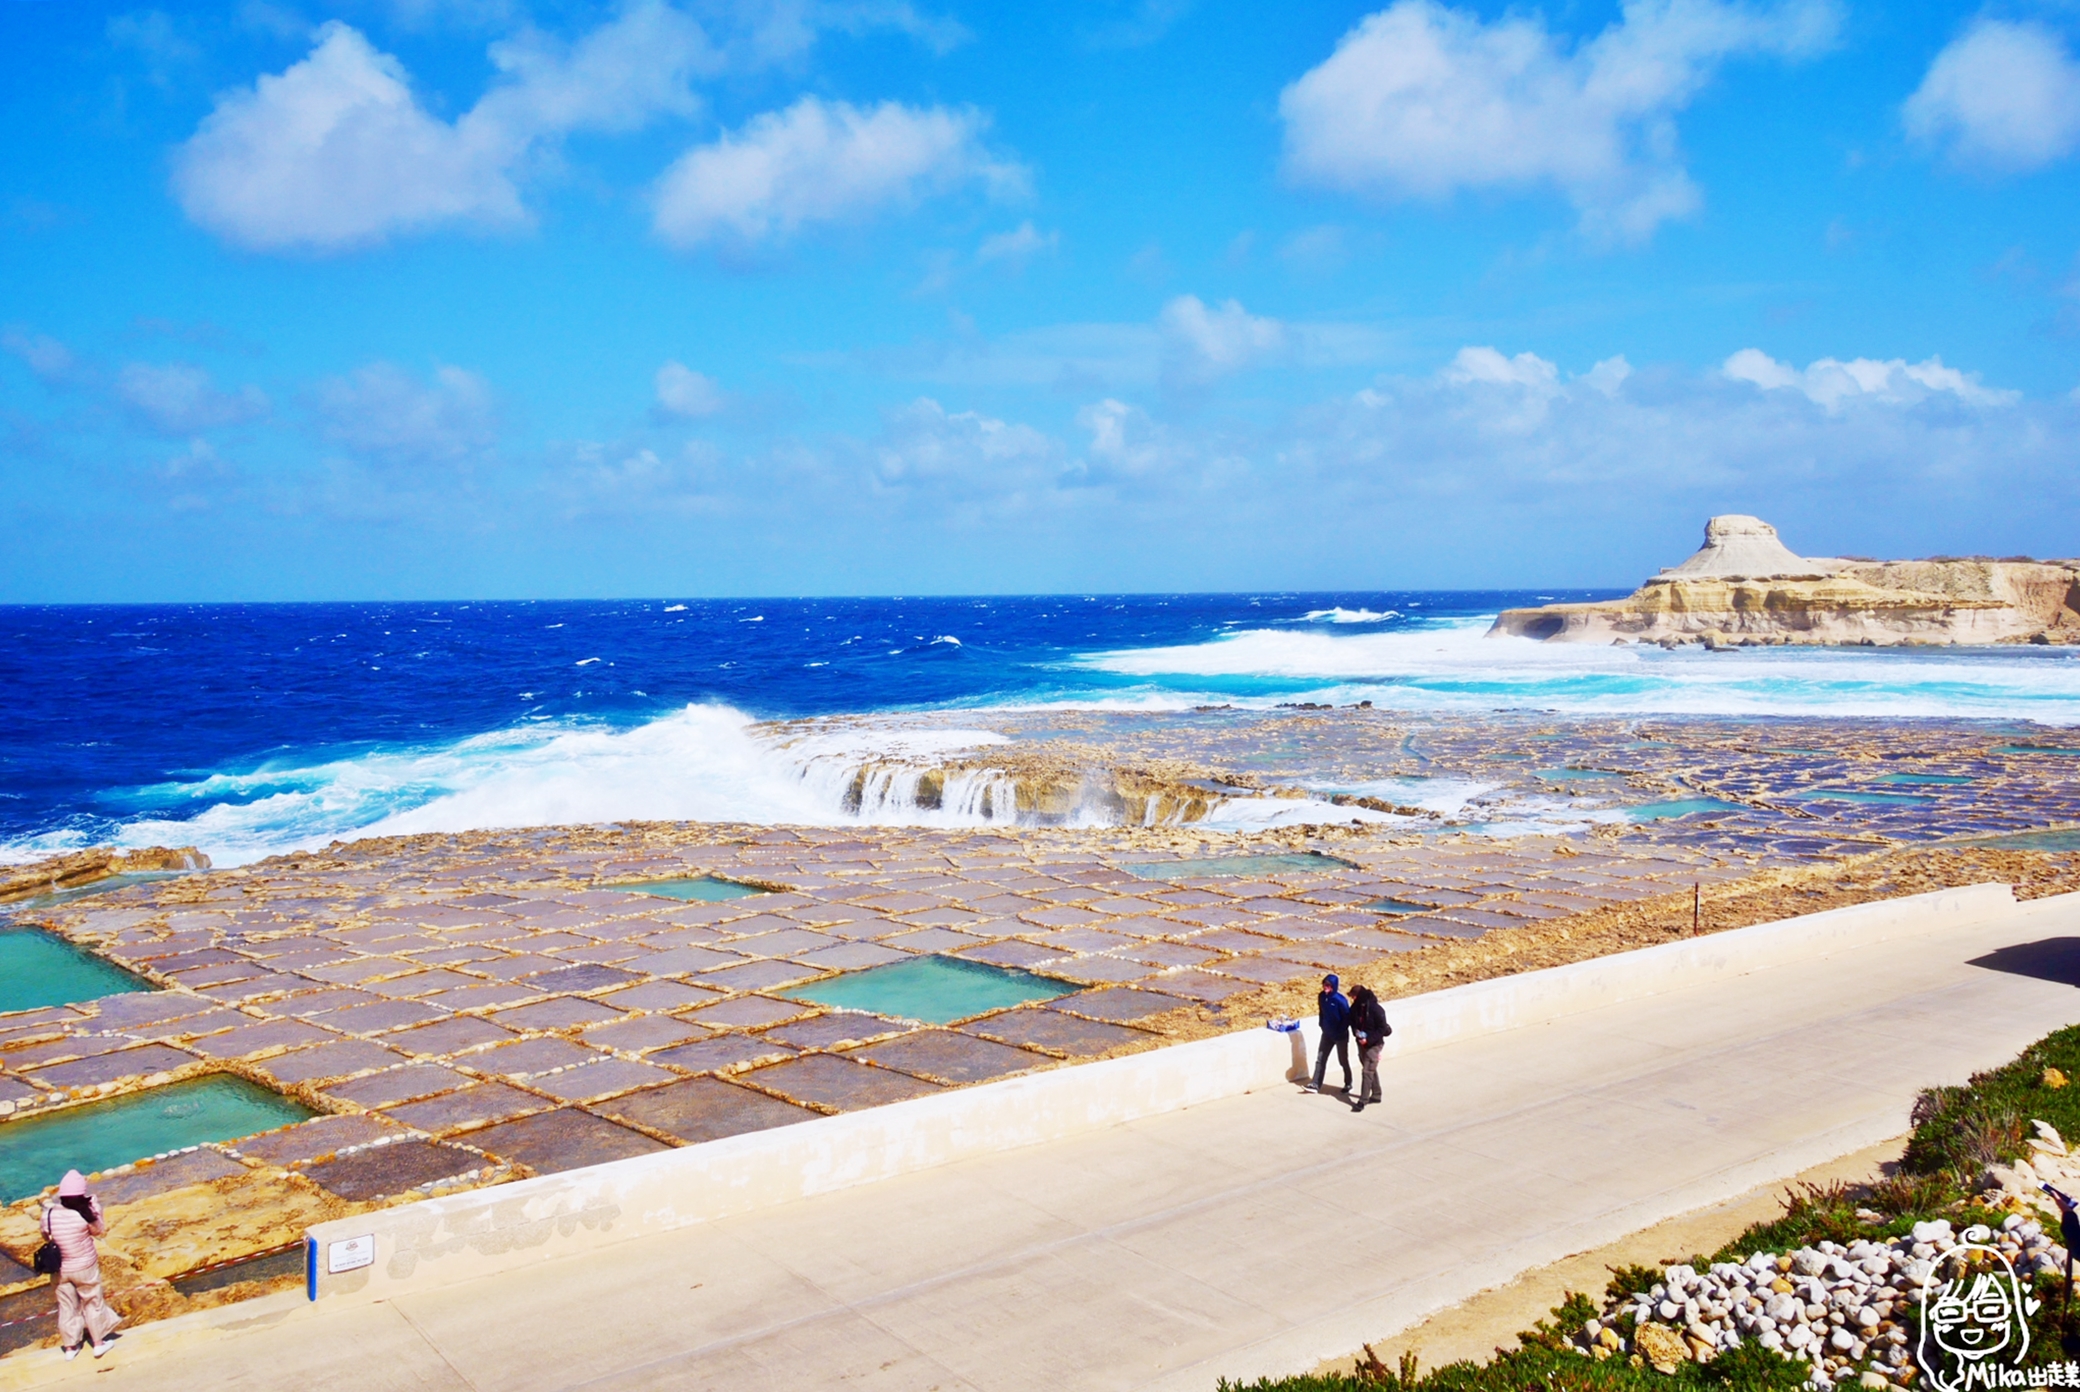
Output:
1490 516 2080 648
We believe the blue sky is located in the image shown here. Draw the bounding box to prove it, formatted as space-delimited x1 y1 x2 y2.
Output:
3 0 2079 600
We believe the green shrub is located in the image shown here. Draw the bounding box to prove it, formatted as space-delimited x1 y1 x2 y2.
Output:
1901 1023 2080 1182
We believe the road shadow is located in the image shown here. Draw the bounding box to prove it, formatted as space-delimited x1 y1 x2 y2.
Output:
1969 937 2080 989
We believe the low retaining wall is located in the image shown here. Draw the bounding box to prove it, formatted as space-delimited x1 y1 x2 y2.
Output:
304 880 2023 1305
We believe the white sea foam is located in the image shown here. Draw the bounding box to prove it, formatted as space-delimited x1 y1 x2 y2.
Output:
18 618 2080 871
1300 607 1398 624
20 707 1022 868
1082 620 2080 722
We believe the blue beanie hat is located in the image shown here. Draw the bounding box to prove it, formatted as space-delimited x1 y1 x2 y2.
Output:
1323 973 1339 989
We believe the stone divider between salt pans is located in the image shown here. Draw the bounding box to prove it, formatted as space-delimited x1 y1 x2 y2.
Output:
303 881 2023 1307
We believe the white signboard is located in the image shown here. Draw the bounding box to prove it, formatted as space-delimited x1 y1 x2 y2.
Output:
327 1236 375 1275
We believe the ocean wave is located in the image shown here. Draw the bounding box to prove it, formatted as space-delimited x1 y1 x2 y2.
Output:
1079 621 2080 722
1300 607 1399 624
0 707 1023 869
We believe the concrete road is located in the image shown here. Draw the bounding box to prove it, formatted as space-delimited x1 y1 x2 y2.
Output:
16 893 2080 1392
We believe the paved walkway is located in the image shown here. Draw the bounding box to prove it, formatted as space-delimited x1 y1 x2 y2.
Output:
19 894 2080 1392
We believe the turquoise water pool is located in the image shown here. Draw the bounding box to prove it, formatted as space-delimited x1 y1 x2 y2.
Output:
602 876 768 902
1365 898 1433 916
1874 773 1972 785
1536 768 1627 780
1995 745 2080 757
782 955 1076 1025
1120 852 1356 879
1626 798 1745 821
0 927 154 1015
0 1076 313 1203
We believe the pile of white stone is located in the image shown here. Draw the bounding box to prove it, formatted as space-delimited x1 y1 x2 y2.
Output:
1573 1215 2068 1389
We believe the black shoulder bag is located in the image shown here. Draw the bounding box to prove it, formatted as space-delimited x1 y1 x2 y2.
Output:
32 1211 60 1276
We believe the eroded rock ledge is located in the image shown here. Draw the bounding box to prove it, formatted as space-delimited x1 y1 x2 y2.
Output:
1490 515 2080 647
0 847 210 905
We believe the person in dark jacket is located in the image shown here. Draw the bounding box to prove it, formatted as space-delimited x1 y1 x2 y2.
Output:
1308 974 1352 1094
1349 985 1390 1112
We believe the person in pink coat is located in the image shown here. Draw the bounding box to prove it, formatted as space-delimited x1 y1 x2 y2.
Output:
41 1171 119 1360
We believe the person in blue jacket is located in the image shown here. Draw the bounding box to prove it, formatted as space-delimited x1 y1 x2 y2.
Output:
1307 973 1352 1095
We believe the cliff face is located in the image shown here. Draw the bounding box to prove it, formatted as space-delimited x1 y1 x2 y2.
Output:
1838 560 2080 638
1490 519 2080 647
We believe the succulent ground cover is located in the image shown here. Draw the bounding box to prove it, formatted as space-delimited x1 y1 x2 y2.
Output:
1220 1025 2080 1392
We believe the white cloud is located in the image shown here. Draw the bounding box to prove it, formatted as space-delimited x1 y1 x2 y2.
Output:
1444 345 1561 393
1722 348 2020 411
473 4 714 137
2 329 77 384
976 221 1057 269
874 397 1060 495
1076 397 1172 482
115 362 270 434
777 1 971 58
1278 0 1839 241
1904 19 2080 172
172 6 713 251
651 96 1025 249
313 362 496 466
1582 355 1633 397
655 361 725 417
1159 294 1287 389
172 23 525 250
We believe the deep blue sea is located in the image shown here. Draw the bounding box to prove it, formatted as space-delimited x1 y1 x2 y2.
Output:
6 592 2080 867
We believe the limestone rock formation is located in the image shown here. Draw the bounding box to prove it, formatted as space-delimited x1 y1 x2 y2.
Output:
1491 516 2080 647
0 846 210 904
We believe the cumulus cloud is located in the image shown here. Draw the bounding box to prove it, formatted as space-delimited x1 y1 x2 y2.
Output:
172 5 714 251
313 362 496 466
115 362 270 434
1444 345 1561 393
1904 19 2080 172
1722 348 2019 410
1159 294 1287 390
873 396 1060 495
654 361 725 417
1279 0 1839 241
651 96 1026 249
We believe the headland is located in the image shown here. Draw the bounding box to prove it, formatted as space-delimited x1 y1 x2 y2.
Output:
1490 515 2080 648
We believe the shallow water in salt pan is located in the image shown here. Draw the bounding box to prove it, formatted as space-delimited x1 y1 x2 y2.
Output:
602 876 768 902
0 927 154 1014
0 1076 313 1203
782 956 1075 1026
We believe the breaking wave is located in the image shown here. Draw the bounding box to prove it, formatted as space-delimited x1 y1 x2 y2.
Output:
1300 607 1399 624
1080 620 2080 722
12 604 2080 871
1 707 1031 869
